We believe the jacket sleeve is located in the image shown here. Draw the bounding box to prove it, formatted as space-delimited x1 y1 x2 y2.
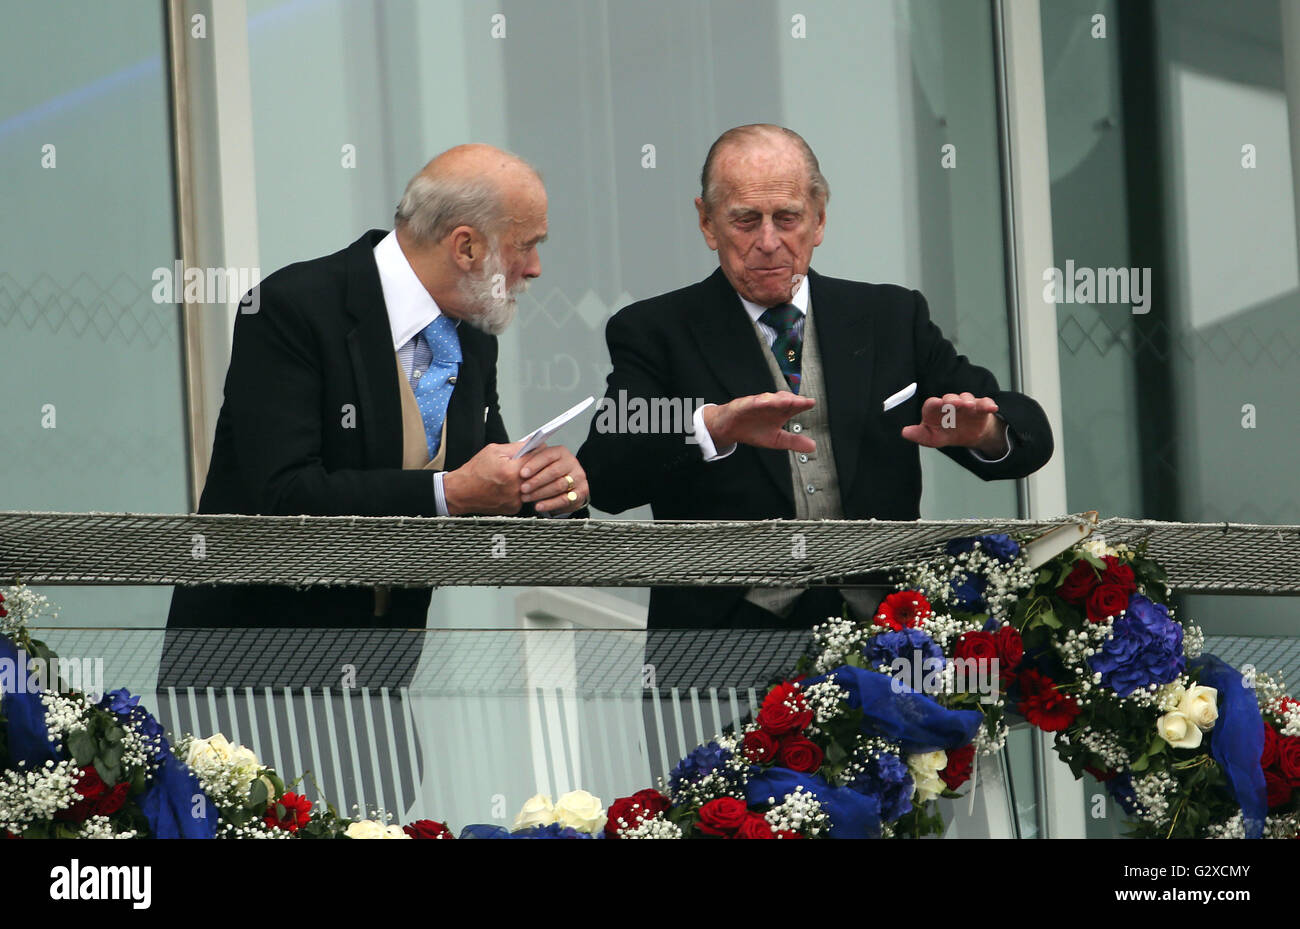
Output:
577 307 711 514
223 285 440 516
911 290 1055 481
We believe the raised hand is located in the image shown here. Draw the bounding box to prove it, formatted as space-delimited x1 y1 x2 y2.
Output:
701 391 817 453
901 392 1006 455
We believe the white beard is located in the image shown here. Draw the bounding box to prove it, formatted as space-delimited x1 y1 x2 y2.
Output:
458 248 526 336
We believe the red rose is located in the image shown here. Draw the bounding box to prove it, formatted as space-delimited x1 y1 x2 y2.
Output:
402 818 454 839
1100 557 1137 594
1262 722 1280 769
732 813 776 839
939 743 975 790
756 682 813 735
993 625 1024 677
1015 669 1081 732
264 792 313 833
1265 770 1294 810
56 767 130 822
1057 561 1098 605
873 591 933 630
776 736 824 774
954 630 1000 683
1278 736 1300 786
1086 585 1130 624
741 729 779 763
605 789 671 838
696 796 749 836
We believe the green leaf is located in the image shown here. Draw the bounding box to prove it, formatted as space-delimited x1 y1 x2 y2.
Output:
1038 608 1062 629
247 777 269 810
67 730 95 766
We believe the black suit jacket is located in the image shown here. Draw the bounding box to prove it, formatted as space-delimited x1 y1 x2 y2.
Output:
576 267 1054 628
167 229 512 630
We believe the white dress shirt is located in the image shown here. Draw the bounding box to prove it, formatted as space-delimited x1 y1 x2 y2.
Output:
691 276 1012 464
373 230 457 516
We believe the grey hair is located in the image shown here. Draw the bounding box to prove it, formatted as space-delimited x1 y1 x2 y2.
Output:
700 124 830 212
394 173 508 245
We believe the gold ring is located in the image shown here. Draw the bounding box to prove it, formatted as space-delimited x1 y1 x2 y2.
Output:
566 491 578 503
564 474 575 489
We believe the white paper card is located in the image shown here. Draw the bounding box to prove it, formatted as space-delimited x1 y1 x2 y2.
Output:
512 395 596 459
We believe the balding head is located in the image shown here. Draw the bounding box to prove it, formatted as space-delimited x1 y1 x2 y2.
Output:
395 143 543 245
392 144 547 335
699 125 829 214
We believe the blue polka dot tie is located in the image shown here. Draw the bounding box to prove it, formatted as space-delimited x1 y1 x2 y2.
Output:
412 315 461 459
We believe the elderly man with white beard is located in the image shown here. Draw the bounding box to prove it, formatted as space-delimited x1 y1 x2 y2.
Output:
166 144 589 634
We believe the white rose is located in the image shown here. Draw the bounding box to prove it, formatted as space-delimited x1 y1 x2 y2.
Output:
553 789 606 834
383 825 411 839
1156 683 1186 713
227 744 262 791
907 750 949 804
1081 537 1116 559
345 819 385 839
1178 685 1219 731
1156 711 1203 749
512 793 556 830
186 733 233 768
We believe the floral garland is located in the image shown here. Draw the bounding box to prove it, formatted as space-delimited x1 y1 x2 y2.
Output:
2 531 1297 839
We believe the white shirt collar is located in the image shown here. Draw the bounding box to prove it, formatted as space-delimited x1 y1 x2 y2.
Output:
373 229 449 349
737 273 811 324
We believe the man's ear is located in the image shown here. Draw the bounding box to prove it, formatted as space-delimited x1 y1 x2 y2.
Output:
813 205 827 248
449 225 481 272
695 197 719 251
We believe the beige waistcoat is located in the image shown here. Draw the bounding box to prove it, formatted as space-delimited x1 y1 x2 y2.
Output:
374 353 449 617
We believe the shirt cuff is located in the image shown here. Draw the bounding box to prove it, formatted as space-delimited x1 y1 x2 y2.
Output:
969 418 1014 464
693 403 737 462
433 471 451 516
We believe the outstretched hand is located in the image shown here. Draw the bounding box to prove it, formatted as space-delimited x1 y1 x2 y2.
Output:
901 392 1006 455
702 391 817 453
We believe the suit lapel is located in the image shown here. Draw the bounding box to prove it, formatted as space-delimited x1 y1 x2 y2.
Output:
345 230 404 469
685 268 795 507
444 326 486 469
808 269 874 499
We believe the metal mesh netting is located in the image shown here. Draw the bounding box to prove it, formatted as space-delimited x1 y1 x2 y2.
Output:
1 511 1298 593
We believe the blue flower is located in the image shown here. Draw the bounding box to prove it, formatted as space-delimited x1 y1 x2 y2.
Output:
863 628 944 670
1087 594 1185 697
845 752 913 822
98 687 170 763
1105 772 1141 816
950 573 988 611
668 741 733 794
945 534 1020 564
98 688 140 715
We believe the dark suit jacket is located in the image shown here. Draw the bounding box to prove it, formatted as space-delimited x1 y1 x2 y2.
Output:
576 267 1054 628
167 229 512 631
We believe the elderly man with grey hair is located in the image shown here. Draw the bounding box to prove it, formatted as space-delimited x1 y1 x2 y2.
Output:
167 143 588 636
579 124 1054 633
